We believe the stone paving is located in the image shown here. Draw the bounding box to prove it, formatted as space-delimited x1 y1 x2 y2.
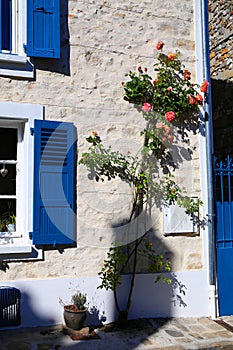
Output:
1 317 233 350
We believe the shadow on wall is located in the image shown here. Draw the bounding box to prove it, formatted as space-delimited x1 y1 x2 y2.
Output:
0 261 9 272
20 291 56 327
32 0 70 76
212 79 233 158
0 289 56 330
109 212 187 323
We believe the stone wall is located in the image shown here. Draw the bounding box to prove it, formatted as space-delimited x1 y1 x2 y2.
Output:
0 0 203 281
209 0 233 157
209 0 233 81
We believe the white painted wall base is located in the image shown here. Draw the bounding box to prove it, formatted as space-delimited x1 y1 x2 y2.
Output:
0 270 210 329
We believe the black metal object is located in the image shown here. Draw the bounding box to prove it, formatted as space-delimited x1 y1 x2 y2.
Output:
0 286 21 327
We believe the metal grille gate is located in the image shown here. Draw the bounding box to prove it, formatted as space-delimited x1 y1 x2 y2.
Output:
213 156 233 315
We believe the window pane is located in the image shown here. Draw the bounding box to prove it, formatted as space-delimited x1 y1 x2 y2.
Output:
0 128 17 159
0 199 16 232
0 164 16 195
1 0 12 51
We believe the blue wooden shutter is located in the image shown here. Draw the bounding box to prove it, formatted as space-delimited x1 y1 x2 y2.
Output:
26 0 60 58
32 120 76 246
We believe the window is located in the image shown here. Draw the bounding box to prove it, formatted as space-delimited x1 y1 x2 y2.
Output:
0 0 60 78
1 0 12 53
0 102 75 259
0 128 18 236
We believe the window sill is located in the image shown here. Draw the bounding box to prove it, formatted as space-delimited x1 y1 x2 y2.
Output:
0 245 43 260
0 53 27 64
0 56 34 78
0 244 32 254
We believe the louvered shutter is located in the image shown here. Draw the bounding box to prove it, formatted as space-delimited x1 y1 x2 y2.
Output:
26 0 60 58
32 120 76 246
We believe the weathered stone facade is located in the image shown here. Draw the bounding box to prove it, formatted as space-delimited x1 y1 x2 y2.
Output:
209 0 233 157
0 1 203 282
209 0 233 81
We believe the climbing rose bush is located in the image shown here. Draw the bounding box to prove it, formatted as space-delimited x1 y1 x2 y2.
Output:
80 42 206 323
123 41 208 122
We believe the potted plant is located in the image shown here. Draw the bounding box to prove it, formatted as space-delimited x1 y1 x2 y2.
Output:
61 290 87 330
0 211 16 232
6 212 16 232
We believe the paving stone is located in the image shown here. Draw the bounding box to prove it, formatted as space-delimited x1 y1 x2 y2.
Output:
3 318 233 350
36 344 54 350
198 342 233 350
7 343 32 350
165 329 185 337
141 338 153 345
214 331 233 338
209 323 226 330
189 324 206 332
162 346 186 350
202 332 224 339
173 324 189 332
188 332 204 340
198 318 215 325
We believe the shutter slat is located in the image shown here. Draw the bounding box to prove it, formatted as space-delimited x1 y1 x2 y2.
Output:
26 0 60 58
32 120 75 246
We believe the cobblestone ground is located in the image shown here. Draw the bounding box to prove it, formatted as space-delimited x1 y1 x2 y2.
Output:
1 317 233 350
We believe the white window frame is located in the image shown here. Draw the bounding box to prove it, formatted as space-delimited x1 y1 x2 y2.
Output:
0 101 43 257
0 0 34 78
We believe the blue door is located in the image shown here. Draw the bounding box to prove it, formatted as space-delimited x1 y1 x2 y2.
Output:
214 156 233 315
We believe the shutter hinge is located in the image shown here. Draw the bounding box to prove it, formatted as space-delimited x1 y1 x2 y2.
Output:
53 240 57 248
30 128 34 136
29 232 32 240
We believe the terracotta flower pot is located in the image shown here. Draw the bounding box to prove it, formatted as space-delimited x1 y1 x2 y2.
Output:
63 305 87 330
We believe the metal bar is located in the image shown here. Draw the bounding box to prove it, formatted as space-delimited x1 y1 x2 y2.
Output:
0 0 2 51
227 157 232 244
220 160 225 243
0 160 17 164
9 0 12 53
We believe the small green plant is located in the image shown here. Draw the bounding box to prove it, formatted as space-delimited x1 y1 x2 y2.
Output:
8 212 16 225
60 290 87 312
71 291 87 311
0 211 16 230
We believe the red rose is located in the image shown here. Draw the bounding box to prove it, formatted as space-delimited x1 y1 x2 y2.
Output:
184 70 191 81
165 111 175 122
200 80 209 93
187 94 197 105
196 94 203 104
155 41 164 50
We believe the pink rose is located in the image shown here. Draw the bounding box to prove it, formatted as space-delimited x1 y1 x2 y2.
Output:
168 135 174 143
163 125 170 134
165 111 175 122
142 103 152 113
156 122 164 129
167 86 173 92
